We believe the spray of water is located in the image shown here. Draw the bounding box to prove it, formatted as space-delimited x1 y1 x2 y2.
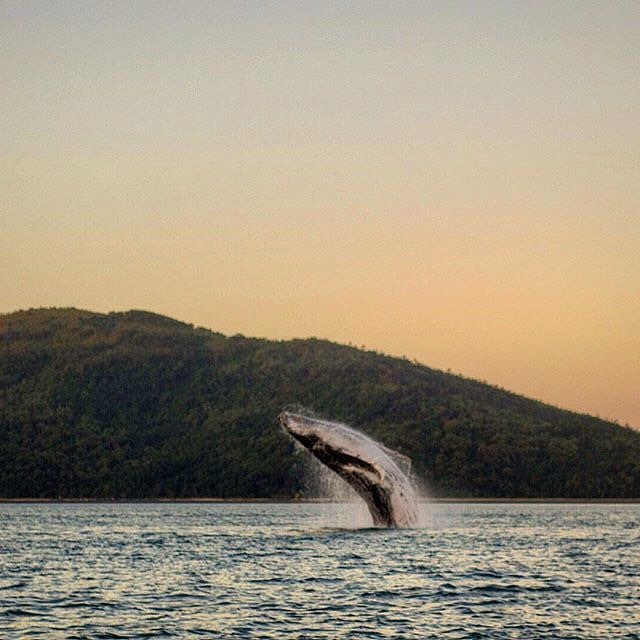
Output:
295 450 373 528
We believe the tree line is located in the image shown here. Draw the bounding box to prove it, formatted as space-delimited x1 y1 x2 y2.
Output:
1 307 639 499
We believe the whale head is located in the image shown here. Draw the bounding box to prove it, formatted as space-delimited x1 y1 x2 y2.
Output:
279 412 378 474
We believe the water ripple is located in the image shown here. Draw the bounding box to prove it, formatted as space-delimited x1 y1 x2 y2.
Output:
0 503 639 639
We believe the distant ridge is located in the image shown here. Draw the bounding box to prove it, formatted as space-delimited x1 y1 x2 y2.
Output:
1 307 639 499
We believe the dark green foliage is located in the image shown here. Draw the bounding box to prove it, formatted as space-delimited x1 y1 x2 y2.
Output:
1 307 639 499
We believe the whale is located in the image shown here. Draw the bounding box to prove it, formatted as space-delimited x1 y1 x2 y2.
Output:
279 412 419 528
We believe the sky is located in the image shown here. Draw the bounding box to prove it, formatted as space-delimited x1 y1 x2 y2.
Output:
1 1 639 427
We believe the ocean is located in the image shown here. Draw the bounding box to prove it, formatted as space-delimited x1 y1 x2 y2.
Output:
1 502 638 639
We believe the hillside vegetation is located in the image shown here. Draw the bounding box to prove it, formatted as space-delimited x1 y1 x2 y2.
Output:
1 308 639 499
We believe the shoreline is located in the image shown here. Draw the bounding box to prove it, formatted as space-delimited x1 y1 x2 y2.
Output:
1 497 639 504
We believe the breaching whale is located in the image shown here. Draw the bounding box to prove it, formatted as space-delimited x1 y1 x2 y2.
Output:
279 412 419 528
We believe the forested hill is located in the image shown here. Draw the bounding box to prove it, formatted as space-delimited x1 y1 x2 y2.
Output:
1 308 639 499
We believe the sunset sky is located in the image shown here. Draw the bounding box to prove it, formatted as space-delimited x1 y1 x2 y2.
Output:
2 1 639 427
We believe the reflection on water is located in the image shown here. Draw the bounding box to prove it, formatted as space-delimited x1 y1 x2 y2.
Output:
0 503 639 638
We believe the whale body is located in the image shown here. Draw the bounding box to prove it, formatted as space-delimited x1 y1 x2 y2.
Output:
280 412 419 528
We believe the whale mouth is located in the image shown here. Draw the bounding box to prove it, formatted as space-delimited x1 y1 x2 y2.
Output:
279 414 324 463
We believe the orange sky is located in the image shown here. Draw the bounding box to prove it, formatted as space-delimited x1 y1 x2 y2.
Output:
2 2 639 427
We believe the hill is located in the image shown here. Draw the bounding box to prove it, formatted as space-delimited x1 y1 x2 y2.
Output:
1 308 639 499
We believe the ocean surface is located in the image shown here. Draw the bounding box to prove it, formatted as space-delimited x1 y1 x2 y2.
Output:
0 502 638 639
